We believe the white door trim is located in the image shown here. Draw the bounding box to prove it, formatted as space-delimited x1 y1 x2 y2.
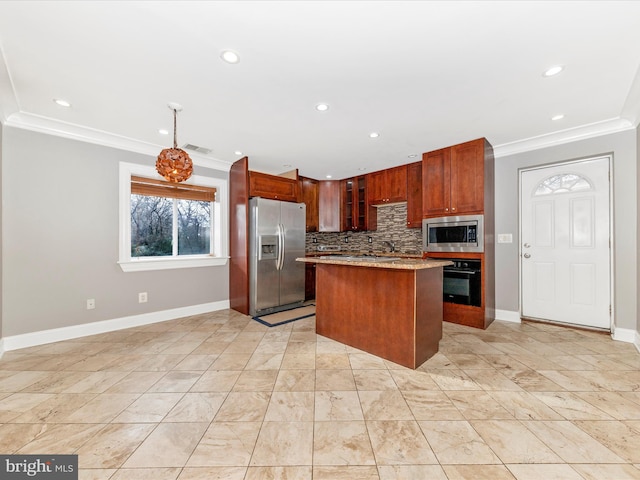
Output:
518 154 614 331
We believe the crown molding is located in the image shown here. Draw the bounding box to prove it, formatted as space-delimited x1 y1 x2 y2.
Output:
493 117 636 159
5 110 637 167
4 111 233 172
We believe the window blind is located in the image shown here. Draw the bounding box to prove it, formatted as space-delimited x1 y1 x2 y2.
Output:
131 175 216 202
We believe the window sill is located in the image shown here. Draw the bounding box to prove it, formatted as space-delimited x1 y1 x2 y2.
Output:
119 256 229 272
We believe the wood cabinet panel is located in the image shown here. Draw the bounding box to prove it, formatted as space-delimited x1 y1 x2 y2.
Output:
300 176 319 232
367 165 408 205
318 180 341 232
451 139 484 214
386 165 408 202
305 262 316 300
249 170 299 202
367 170 386 205
229 157 250 315
422 148 451 217
407 161 422 228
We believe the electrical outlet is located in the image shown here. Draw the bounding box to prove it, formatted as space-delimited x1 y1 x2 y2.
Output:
368 236 373 243
344 236 349 243
86 298 95 310
138 292 148 303
312 237 318 243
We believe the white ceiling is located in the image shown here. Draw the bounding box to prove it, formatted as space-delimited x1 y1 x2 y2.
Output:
1 1 640 180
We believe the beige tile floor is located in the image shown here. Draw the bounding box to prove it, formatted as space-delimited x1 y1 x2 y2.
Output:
1 309 640 479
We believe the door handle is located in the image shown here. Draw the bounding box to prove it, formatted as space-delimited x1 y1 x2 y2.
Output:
276 224 285 270
523 253 531 259
524 243 531 248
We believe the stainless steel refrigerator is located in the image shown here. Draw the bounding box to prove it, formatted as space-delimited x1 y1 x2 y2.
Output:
249 197 306 316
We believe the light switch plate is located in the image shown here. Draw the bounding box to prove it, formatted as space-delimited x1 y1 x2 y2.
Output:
497 233 513 244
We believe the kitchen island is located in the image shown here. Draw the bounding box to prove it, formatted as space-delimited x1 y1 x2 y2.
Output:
297 256 452 369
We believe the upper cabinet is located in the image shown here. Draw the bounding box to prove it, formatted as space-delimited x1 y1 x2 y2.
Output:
300 176 319 232
406 161 422 228
318 180 341 232
367 165 408 205
423 138 488 217
341 176 367 231
249 170 300 202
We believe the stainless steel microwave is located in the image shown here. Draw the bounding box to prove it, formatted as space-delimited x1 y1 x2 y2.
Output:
422 214 484 253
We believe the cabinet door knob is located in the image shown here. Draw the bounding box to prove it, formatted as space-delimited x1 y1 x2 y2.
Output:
451 207 456 211
523 253 531 259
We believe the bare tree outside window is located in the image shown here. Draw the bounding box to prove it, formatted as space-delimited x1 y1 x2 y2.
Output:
131 194 173 256
130 195 212 257
178 199 211 255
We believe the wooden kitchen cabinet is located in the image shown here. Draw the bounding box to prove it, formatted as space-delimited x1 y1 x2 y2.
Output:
341 176 367 231
406 161 422 228
318 180 341 232
300 176 319 232
422 136 495 330
423 138 486 217
367 165 408 231
249 170 300 202
367 165 408 205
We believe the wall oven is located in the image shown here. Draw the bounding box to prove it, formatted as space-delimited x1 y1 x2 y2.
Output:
422 214 484 253
443 259 482 307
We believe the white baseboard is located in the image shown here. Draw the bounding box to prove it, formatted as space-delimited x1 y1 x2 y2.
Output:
495 309 521 323
611 326 640 352
2 300 230 352
0 338 5 360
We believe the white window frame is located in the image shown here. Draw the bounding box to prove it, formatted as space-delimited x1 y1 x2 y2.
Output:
118 161 229 272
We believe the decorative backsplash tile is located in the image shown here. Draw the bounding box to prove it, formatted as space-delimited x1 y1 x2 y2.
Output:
305 203 422 254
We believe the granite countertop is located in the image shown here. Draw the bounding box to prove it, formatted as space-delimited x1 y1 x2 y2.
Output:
297 255 452 270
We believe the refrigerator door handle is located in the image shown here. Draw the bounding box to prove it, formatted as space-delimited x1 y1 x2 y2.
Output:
276 223 285 271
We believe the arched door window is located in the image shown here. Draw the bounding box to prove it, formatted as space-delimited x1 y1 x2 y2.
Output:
533 173 593 196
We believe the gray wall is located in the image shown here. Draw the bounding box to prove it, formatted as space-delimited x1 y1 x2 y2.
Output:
0 121 3 340
2 126 229 337
495 129 638 331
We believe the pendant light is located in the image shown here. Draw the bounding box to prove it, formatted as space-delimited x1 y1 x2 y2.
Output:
156 103 193 183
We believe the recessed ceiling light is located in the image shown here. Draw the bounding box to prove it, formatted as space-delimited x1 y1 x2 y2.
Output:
408 154 417 158
158 129 169 135
315 103 329 112
283 164 292 168
543 65 564 77
369 132 380 138
53 98 71 107
234 151 243 156
220 50 240 64
551 114 565 121
358 167 367 171
326 175 332 179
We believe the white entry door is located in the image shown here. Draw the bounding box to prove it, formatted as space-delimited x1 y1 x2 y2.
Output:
520 156 611 329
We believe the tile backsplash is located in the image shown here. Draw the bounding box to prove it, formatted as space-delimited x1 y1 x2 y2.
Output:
305 203 423 254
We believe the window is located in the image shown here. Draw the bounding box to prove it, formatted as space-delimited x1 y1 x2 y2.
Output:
119 162 228 272
534 173 593 196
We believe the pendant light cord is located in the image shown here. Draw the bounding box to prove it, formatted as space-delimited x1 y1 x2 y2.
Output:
173 108 178 149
